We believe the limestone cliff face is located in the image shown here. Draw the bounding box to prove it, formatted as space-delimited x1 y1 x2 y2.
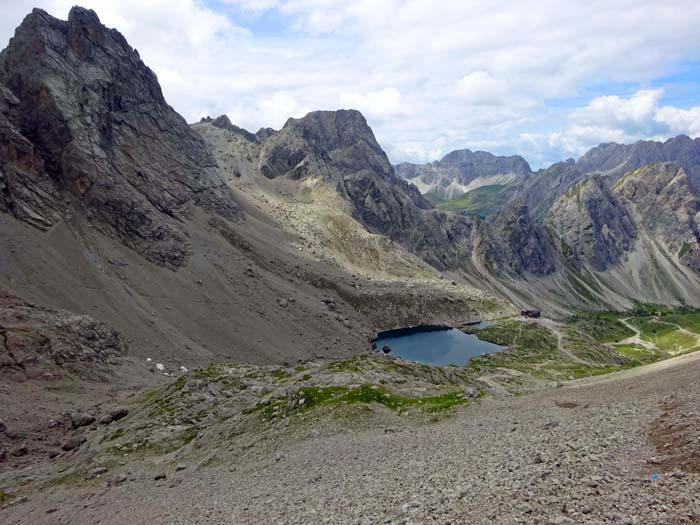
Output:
480 200 556 277
0 83 64 229
0 7 239 268
614 162 700 273
546 176 637 272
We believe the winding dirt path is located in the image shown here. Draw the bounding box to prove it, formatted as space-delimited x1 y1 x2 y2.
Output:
608 317 657 350
527 317 590 365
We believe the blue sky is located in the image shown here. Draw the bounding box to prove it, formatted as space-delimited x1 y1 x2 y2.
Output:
2 0 700 169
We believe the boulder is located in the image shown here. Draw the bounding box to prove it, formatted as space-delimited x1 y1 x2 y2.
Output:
61 435 86 451
70 412 95 428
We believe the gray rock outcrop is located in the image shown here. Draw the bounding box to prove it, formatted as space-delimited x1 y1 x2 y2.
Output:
0 7 240 268
546 176 637 271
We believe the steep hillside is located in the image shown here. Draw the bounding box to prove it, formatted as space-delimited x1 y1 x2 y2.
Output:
546 175 637 272
0 6 513 382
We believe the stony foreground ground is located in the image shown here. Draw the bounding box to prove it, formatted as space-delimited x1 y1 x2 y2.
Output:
3 352 700 524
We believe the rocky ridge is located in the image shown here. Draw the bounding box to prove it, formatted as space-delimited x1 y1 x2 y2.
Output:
0 7 240 269
396 149 531 200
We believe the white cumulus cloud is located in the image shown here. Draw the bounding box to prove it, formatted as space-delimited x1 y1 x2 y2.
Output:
2 0 700 168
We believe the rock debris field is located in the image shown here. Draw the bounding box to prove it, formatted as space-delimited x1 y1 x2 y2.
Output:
3 352 700 524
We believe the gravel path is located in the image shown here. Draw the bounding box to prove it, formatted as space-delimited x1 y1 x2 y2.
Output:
613 318 657 350
4 354 700 524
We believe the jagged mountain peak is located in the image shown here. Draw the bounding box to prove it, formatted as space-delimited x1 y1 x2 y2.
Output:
200 114 260 143
0 5 239 269
259 109 398 182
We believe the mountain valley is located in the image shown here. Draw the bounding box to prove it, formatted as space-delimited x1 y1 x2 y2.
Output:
1 6 700 524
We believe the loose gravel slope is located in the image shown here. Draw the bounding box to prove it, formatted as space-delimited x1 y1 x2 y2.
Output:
3 353 700 524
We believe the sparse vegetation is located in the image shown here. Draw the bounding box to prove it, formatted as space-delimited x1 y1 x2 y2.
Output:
433 185 509 218
258 384 468 419
567 311 634 343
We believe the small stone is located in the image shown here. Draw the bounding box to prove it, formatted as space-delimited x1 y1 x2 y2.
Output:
86 467 108 479
109 407 129 421
99 414 113 425
154 473 167 481
11 496 28 506
175 464 187 472
552 517 574 525
70 412 96 428
0 448 7 462
463 387 479 399
113 474 128 485
0 421 7 433
278 298 288 308
61 435 86 451
544 421 559 430
11 444 28 457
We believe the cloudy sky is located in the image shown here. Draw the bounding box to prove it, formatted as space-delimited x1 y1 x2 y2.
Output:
2 0 700 168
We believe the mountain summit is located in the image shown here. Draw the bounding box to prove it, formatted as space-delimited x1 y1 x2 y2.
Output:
0 7 239 268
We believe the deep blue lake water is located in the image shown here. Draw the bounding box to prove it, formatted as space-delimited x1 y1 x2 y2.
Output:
374 326 504 366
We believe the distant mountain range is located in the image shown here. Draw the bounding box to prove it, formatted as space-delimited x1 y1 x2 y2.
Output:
396 136 700 219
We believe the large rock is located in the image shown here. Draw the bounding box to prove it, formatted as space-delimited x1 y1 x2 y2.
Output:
0 7 240 269
0 289 126 379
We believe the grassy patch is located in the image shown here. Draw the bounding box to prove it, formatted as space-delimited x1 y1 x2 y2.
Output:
679 242 692 258
108 427 125 441
613 343 663 364
468 320 642 381
470 321 557 366
325 358 363 373
567 311 634 343
258 384 468 419
0 490 11 507
658 311 700 333
629 318 699 352
272 369 289 381
434 185 509 218
423 191 448 206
